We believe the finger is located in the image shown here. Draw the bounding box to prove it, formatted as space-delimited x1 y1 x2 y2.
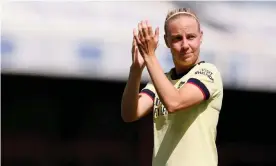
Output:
132 37 138 56
132 29 138 46
134 34 145 56
132 41 135 60
131 29 135 54
132 29 135 46
135 47 139 60
138 22 144 41
133 36 137 47
132 28 139 60
132 38 135 53
137 43 145 57
133 28 142 45
132 46 138 61
142 20 148 39
132 39 136 54
146 20 153 37
154 27 160 42
134 31 142 46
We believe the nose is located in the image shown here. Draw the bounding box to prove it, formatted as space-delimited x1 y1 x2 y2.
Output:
181 38 189 50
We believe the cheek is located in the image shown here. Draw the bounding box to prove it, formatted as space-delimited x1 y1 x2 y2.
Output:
170 43 182 52
190 40 201 52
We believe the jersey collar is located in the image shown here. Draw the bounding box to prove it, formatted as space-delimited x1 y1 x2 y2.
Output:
170 61 205 80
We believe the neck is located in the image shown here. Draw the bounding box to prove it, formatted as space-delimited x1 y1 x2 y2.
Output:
174 59 200 75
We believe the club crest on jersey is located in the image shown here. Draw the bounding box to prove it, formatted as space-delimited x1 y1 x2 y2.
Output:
154 98 168 119
195 68 214 81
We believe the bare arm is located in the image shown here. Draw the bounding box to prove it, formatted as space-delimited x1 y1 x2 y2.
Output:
121 66 154 122
144 56 206 113
134 20 209 113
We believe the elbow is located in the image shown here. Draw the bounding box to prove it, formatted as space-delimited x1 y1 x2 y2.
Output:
166 101 188 113
121 110 137 123
121 111 131 123
166 106 177 114
121 116 136 123
121 104 133 123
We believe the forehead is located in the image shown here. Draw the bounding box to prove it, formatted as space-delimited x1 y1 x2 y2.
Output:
166 16 199 34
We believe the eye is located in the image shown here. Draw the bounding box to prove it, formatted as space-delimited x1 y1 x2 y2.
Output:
172 35 182 42
187 35 196 40
176 36 182 40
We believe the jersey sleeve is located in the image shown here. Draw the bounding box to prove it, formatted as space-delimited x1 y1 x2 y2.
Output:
140 82 156 101
186 64 222 100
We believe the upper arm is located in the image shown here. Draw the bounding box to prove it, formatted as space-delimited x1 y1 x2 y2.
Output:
135 82 155 120
174 65 222 111
136 93 154 119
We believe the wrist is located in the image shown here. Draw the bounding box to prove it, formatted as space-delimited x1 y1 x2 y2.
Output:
144 55 156 65
130 64 144 74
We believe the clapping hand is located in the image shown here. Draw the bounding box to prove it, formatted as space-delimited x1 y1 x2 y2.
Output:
133 20 159 59
131 29 145 70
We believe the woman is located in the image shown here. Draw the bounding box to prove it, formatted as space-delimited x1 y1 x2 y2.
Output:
121 8 223 166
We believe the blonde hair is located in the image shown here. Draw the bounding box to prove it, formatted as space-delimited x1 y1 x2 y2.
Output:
164 8 200 33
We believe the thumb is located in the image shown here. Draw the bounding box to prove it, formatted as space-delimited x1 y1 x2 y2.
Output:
134 47 139 61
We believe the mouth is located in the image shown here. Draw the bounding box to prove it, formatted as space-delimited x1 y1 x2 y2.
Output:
180 53 192 57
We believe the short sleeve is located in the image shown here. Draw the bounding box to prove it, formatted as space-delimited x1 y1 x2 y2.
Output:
187 64 223 100
140 82 156 101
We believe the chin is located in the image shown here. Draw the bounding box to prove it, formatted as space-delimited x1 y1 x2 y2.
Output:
182 57 195 65
183 62 194 67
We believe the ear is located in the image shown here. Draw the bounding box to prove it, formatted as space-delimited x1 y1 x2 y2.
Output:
200 30 203 44
164 34 170 48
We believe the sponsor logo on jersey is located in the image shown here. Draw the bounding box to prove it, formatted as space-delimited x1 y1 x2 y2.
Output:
195 68 214 81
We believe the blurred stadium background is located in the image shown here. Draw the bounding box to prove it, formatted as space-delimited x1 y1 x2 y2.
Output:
2 1 276 166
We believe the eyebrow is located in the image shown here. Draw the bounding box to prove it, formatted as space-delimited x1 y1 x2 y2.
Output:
170 34 182 37
170 32 197 37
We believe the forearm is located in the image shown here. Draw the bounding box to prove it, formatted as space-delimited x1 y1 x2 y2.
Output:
145 56 179 112
121 65 143 121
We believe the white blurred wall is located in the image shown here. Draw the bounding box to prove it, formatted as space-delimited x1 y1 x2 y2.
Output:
1 1 276 91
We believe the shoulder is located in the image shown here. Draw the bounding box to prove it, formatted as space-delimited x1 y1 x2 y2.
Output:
192 62 222 79
187 62 223 99
195 62 220 73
